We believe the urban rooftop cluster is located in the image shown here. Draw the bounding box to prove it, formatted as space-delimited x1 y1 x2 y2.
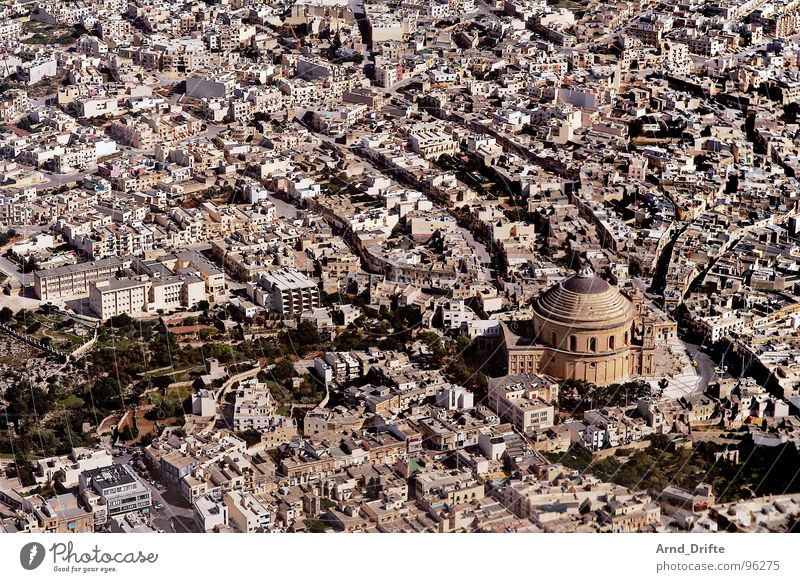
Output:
1 0 800 533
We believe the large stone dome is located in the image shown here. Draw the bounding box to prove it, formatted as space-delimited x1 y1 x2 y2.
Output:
533 266 634 330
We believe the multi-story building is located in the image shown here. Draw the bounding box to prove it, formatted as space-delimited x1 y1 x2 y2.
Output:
408 124 459 159
225 491 272 533
17 59 57 85
25 493 94 533
89 278 150 320
314 351 364 386
232 380 277 432
249 269 321 315
34 448 114 489
0 194 33 226
34 257 131 301
78 465 151 525
488 377 556 433
0 18 22 41
89 273 206 320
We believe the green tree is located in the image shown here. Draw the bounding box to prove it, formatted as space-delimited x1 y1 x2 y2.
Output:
272 359 297 382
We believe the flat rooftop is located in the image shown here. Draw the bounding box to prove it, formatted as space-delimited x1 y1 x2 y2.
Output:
82 465 136 488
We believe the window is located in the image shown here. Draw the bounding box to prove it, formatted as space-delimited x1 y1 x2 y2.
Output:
551 331 557 347
569 335 577 351
589 337 597 353
609 335 616 350
624 331 629 345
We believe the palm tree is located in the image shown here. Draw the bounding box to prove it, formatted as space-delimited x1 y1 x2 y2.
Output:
656 378 669 398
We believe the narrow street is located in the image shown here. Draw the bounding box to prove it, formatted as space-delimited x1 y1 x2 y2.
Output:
648 223 687 296
457 224 494 282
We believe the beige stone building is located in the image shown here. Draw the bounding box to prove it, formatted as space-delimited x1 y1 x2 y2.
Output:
487 375 557 433
34 257 132 301
89 273 206 320
502 266 662 386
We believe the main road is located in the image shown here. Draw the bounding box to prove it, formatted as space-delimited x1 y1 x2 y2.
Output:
683 340 721 389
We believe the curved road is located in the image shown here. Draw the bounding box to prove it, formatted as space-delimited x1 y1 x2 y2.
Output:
683 340 719 389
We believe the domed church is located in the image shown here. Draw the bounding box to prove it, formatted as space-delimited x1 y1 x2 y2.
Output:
501 265 676 386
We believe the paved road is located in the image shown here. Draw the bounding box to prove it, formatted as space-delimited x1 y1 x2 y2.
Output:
386 76 418 96
457 224 493 282
151 72 181 87
0 255 34 286
683 341 719 389
197 122 227 140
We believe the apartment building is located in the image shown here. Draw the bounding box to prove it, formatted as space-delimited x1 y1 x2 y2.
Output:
0 18 21 41
0 89 29 123
194 495 228 532
249 269 321 315
314 351 364 386
17 59 57 85
26 493 94 533
225 490 272 533
232 380 277 432
690 312 745 343
150 274 206 312
487 376 556 433
408 124 459 159
160 452 201 484
35 448 114 489
0 195 33 226
76 97 119 119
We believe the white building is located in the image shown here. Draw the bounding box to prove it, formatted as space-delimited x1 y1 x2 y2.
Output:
248 269 321 315
89 278 149 320
191 390 216 417
436 385 475 410
194 495 228 532
233 379 277 432
17 59 57 85
225 490 272 532
89 274 206 320
35 448 113 488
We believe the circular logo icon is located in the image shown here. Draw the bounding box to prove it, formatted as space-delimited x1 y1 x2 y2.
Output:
20 542 46 570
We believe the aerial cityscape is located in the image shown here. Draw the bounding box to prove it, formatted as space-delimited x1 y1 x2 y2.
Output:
0 0 800 535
